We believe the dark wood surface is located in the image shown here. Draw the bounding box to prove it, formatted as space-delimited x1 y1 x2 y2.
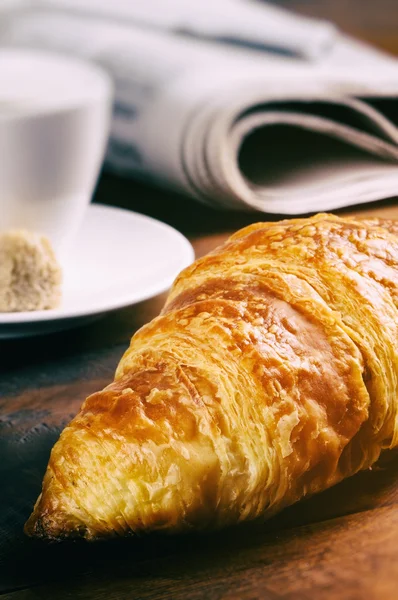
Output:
2 2 398 599
272 0 398 55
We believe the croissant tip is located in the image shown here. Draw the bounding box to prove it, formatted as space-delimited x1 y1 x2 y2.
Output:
24 513 55 542
23 516 35 538
23 509 79 541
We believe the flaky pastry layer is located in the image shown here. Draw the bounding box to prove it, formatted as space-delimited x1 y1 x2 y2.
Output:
26 214 398 540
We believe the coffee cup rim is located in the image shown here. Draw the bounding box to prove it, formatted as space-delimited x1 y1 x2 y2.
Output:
0 47 113 121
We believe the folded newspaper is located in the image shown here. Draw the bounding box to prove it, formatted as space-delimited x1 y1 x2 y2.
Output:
2 0 398 213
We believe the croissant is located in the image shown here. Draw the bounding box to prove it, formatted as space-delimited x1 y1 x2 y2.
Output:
25 213 398 540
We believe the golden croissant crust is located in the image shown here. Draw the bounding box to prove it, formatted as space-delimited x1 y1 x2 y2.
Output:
25 213 398 540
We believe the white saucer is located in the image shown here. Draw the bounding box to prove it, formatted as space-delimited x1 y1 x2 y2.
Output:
0 205 195 339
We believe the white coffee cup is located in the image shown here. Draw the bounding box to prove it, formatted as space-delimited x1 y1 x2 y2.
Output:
0 49 113 257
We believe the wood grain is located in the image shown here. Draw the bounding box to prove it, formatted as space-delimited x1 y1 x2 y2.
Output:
3 504 398 600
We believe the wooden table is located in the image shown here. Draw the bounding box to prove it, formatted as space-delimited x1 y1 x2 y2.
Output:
2 3 398 599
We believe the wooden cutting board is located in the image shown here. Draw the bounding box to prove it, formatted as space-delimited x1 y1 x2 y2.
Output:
1 183 398 600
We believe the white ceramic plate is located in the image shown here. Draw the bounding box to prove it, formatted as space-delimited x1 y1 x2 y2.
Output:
0 204 195 339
